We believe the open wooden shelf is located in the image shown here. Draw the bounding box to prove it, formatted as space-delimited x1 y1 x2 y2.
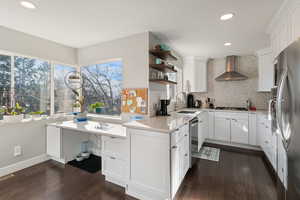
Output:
149 79 177 85
149 49 178 61
150 64 177 73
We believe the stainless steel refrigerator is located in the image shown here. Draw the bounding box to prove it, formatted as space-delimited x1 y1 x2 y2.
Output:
274 40 300 200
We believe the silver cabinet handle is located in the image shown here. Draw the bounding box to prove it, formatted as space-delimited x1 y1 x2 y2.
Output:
232 119 237 122
185 153 188 157
110 136 117 139
184 134 188 137
110 156 116 160
172 146 177 149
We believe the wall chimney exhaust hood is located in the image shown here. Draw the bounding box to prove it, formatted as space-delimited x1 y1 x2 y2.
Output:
215 56 248 81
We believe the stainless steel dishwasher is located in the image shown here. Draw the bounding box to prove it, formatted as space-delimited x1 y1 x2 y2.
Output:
189 117 198 167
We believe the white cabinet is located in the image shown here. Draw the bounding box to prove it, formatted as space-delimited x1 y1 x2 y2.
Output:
46 126 62 160
171 124 190 198
197 111 208 150
101 136 129 187
277 135 288 189
249 113 257 146
214 114 231 142
183 57 207 92
257 48 274 92
257 114 277 171
208 111 215 139
231 118 249 144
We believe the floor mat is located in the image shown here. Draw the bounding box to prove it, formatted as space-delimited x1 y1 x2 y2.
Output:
192 145 220 162
67 154 101 173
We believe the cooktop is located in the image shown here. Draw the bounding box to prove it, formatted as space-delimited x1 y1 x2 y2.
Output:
215 107 248 111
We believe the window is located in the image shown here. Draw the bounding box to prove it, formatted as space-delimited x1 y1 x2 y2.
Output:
0 54 11 107
54 64 77 113
14 56 50 114
81 60 122 116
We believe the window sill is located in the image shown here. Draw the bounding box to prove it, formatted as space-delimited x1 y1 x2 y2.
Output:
87 113 123 123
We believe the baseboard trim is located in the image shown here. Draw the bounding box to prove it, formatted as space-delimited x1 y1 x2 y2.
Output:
204 140 263 156
0 154 49 177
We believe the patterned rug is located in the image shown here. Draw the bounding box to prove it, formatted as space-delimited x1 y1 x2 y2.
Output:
192 145 220 162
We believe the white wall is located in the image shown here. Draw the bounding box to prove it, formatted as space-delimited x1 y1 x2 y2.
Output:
77 32 149 89
0 119 57 168
0 26 77 65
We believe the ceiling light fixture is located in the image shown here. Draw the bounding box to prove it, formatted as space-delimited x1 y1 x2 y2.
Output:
224 42 232 46
20 1 36 9
220 13 234 21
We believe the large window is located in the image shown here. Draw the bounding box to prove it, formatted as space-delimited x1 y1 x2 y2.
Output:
81 60 122 116
0 54 11 107
54 64 76 114
14 56 51 114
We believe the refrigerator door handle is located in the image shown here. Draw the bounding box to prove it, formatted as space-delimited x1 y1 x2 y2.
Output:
276 68 291 149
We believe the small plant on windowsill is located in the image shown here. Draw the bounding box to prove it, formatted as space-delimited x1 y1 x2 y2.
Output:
29 111 45 119
89 102 105 114
2 103 25 122
0 107 5 120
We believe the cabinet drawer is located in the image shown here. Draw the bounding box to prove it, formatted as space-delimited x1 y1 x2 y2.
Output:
102 155 128 181
102 136 129 161
171 124 188 146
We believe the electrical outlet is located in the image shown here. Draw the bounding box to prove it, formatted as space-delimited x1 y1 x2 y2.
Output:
14 145 22 157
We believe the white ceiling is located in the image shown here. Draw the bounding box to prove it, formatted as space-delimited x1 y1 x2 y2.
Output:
0 0 283 58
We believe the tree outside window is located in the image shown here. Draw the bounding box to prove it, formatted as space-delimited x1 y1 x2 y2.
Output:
14 56 50 114
0 55 11 107
81 60 122 116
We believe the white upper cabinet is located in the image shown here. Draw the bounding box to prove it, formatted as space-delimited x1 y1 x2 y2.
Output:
268 1 300 59
256 48 274 92
183 57 207 93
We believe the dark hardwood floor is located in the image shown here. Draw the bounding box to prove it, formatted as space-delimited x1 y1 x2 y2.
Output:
0 150 277 200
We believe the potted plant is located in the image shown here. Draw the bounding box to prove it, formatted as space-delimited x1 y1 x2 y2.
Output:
3 103 25 122
89 102 105 114
72 102 81 113
0 107 4 120
29 111 44 119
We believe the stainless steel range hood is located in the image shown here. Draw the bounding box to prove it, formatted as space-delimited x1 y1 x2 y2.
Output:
215 56 248 81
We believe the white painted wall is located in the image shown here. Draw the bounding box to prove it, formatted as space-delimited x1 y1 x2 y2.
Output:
0 119 57 168
0 26 77 65
77 32 149 89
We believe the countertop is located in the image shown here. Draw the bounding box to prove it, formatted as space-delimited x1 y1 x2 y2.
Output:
123 110 203 133
123 108 268 133
48 120 127 138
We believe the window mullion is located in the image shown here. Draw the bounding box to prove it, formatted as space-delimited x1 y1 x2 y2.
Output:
10 56 15 107
50 62 55 116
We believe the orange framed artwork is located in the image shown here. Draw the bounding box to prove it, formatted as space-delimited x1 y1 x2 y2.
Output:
121 88 148 114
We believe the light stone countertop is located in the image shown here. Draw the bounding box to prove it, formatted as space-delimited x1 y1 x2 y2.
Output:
123 110 203 133
123 108 268 133
48 120 127 138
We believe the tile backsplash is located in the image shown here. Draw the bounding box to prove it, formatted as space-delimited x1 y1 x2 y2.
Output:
193 55 271 110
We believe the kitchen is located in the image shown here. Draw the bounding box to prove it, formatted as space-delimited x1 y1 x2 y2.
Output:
0 0 299 200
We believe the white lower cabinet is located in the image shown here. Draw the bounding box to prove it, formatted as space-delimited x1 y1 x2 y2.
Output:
230 118 249 144
127 123 190 200
46 126 62 161
214 114 231 141
257 113 277 171
101 136 129 187
197 111 208 150
277 135 288 189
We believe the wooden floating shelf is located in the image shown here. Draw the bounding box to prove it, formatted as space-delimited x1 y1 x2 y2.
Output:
149 79 177 85
150 64 177 73
149 49 178 61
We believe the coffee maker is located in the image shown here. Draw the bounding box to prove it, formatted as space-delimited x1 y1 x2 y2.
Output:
159 99 170 116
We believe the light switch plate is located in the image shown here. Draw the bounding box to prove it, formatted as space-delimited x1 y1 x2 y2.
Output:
14 145 22 157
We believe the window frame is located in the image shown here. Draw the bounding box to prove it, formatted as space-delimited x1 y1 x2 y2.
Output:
0 49 78 117
80 58 123 117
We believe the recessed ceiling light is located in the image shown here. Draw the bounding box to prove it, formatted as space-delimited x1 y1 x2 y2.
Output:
220 13 234 21
20 1 36 9
224 42 232 46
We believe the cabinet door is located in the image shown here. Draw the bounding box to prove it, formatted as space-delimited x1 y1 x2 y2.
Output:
208 111 215 139
231 118 249 144
46 126 61 159
198 117 204 151
249 113 257 146
171 143 180 198
214 116 230 142
102 155 127 185
257 49 274 92
277 135 288 189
